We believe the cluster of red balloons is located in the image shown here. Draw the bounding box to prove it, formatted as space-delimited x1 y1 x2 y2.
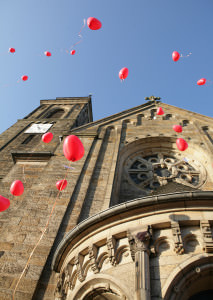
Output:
71 18 102 55
172 51 207 86
156 107 188 151
8 17 103 83
0 133 85 212
0 180 25 211
9 48 29 81
55 135 85 192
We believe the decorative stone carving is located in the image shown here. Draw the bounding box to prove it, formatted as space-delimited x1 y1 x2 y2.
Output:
126 152 205 194
54 274 64 299
74 254 85 282
63 267 70 295
128 227 152 261
107 236 117 266
60 238 131 293
88 244 99 273
200 220 213 253
171 222 184 254
54 266 72 299
55 270 70 300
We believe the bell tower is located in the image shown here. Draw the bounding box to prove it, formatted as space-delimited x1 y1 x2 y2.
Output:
0 96 92 300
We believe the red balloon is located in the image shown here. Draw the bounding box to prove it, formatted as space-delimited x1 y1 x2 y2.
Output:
172 51 180 62
176 138 188 151
63 135 85 162
22 75 28 81
56 179 67 191
9 48 15 53
42 132 53 143
44 51 51 57
173 125 182 133
87 17 102 30
197 78 206 86
10 180 24 196
0 195 10 212
70 50 76 55
119 67 129 80
157 107 164 115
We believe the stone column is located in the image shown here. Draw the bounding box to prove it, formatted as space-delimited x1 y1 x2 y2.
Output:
128 227 152 300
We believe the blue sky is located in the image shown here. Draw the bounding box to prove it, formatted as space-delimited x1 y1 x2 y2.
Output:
0 0 213 133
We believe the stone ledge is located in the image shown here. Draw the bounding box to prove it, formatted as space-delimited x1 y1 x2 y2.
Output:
11 151 54 163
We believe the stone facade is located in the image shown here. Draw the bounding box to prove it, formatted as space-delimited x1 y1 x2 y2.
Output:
0 97 213 299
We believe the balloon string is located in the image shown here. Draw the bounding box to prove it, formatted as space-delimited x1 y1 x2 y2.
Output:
70 18 86 50
78 18 86 38
71 39 83 49
22 166 26 183
63 165 75 170
180 52 192 58
206 80 213 86
12 161 71 300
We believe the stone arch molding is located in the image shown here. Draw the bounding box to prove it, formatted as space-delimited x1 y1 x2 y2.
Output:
162 253 213 300
65 275 130 300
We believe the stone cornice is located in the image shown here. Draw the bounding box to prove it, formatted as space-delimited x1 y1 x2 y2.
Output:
40 96 91 105
52 191 213 272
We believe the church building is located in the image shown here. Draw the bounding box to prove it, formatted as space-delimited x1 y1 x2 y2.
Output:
0 96 213 300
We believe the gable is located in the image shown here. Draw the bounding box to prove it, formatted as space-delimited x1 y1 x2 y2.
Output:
71 100 213 136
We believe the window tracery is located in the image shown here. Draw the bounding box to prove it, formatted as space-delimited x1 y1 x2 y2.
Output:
126 152 206 193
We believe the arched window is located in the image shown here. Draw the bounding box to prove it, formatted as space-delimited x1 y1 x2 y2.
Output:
182 120 189 127
110 137 206 206
163 114 172 120
137 114 144 125
150 109 157 119
43 108 65 119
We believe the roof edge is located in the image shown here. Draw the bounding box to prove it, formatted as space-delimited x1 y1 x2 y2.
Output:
40 96 92 105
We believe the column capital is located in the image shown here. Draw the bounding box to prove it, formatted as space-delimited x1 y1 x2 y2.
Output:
128 226 152 260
